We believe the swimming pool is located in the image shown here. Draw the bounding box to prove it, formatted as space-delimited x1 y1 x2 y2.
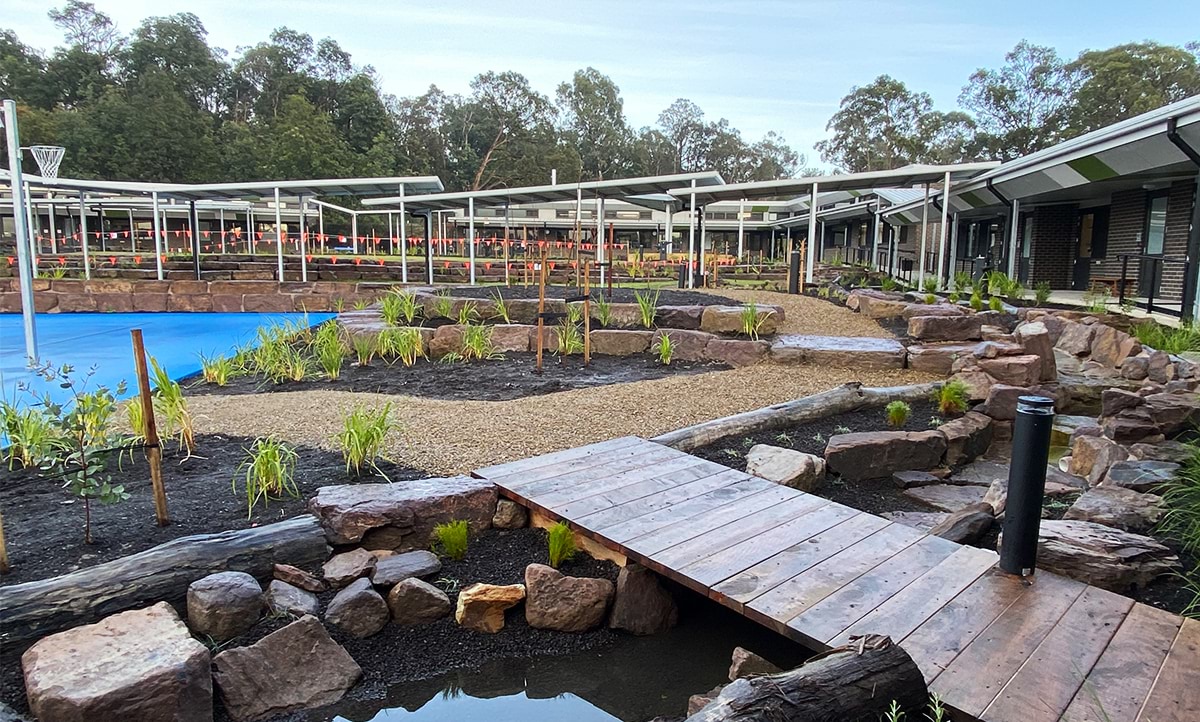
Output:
1 312 333 408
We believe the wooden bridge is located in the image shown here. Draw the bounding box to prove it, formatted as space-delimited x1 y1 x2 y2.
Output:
473 436 1198 722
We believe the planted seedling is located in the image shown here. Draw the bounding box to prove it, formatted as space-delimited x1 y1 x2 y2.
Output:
432 520 468 561
921 276 938 294
457 300 480 325
634 289 659 329
150 357 195 456
314 323 347 379
233 436 299 518
380 291 405 326
0 401 62 470
924 293 936 304
380 327 426 367
352 334 378 367
833 425 851 435
656 333 674 365
933 379 970 416
740 302 773 340
199 352 235 386
880 276 898 292
593 294 613 327
885 400 911 428
462 324 500 361
490 289 511 323
547 521 576 568
432 290 454 320
969 290 984 312
988 295 1003 312
336 403 395 479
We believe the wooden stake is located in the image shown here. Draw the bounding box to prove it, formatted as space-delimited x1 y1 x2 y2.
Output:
131 329 169 526
535 247 546 374
583 260 592 367
0 509 10 574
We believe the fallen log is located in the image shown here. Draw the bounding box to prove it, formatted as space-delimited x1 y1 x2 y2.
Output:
685 636 927 722
651 382 940 453
0 515 329 644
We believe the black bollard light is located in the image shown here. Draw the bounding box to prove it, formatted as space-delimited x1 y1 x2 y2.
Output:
999 395 1056 576
788 248 802 294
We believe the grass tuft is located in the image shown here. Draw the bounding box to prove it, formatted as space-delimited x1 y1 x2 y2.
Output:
634 289 659 329
885 400 911 428
335 403 395 479
547 521 576 568
233 436 299 518
932 379 970 416
432 520 469 561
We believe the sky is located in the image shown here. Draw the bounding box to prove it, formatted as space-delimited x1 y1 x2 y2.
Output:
4 0 1199 169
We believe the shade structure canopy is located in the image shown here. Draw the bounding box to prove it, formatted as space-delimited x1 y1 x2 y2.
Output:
361 171 725 211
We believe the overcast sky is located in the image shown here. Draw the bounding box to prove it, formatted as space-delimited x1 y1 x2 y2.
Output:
5 0 1199 168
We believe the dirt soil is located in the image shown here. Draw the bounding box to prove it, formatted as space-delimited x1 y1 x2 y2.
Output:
444 285 737 307
184 353 727 402
0 435 424 587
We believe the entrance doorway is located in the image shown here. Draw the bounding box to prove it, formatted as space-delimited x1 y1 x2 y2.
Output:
1073 208 1109 290
1138 192 1168 298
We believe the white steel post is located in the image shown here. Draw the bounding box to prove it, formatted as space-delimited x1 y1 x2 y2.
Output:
1007 199 1020 279
351 213 358 255
398 184 408 283
468 197 476 285
127 208 135 253
274 187 284 281
936 170 951 288
737 199 745 261
805 182 819 283
949 212 961 279
597 196 606 287
872 208 883 270
665 203 674 258
47 195 57 254
219 209 226 254
918 182 931 287
4 99 38 361
299 195 308 283
79 193 90 280
151 192 164 280
687 180 697 288
24 182 37 269
318 205 325 253
699 204 707 282
248 207 255 254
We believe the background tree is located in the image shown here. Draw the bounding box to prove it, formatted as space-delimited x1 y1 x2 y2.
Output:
556 67 631 180
816 75 934 172
1065 41 1200 134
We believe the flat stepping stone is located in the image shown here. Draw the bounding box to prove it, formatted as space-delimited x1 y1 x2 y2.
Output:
904 484 987 512
881 511 949 531
1103 460 1180 492
770 335 906 369
949 460 1010 487
892 471 941 488
370 550 442 587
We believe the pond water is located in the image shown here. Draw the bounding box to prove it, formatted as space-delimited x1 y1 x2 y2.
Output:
320 599 810 722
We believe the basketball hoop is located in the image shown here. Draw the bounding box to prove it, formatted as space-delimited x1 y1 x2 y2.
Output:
29 145 65 179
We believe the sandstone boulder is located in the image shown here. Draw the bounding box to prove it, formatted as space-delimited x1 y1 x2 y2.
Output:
187 571 263 642
428 324 466 358
928 503 994 544
950 368 998 402
608 564 678 636
977 354 1042 387
273 564 325 593
1120 355 1150 380
322 548 377 587
264 580 319 618
1069 435 1128 485
881 511 950 531
492 499 529 529
387 578 452 625
1008 520 1178 591
689 685 728 716
728 647 781 681
1142 391 1200 435
904 484 988 512
1055 322 1095 356
825 431 947 482
745 444 826 491
901 303 966 320
1089 324 1141 368
651 329 713 362
700 305 780 336
212 616 360 722
589 329 653 356
1101 388 1144 417
1102 460 1180 492
908 314 983 342
1129 440 1194 464
22 602 211 722
490 324 533 353
939 412 994 466
704 338 770 367
770 334 906 369
456 583 526 633
906 343 977 375
977 384 1037 421
1014 321 1057 382
325 578 389 638
370 550 442 587
525 563 614 632
656 305 704 329
891 470 941 488
1064 487 1164 532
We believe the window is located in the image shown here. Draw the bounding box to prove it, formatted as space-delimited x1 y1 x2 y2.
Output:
1144 193 1167 255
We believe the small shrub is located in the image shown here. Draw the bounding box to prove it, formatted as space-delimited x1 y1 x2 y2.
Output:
634 290 659 329
554 321 584 356
933 379 970 416
547 521 576 568
988 295 1003 312
199 353 235 386
740 302 773 340
352 299 370 311
817 285 832 299
462 324 501 361
885 400 911 428
969 291 983 312
336 403 395 478
490 289 511 323
929 416 944 428
986 270 1012 297
380 291 404 326
921 275 938 294
150 357 195 455
233 436 299 518
380 327 426 366
1132 321 1200 355
947 291 960 304
593 294 613 327
352 334 378 366
432 520 468 561
811 432 825 444
457 300 480 326
314 324 347 379
279 346 311 383
924 293 936 305
880 276 898 292
833 425 851 435
1034 281 1052 306
432 290 453 320
952 271 972 293
1 402 61 470
1082 286 1111 314
656 333 674 365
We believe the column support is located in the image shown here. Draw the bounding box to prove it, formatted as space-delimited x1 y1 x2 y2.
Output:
468 196 476 285
274 187 284 281
398 183 408 284
152 191 164 281
1007 199 1021 279
805 182 819 283
79 193 90 280
936 170 951 288
737 199 745 261
918 182 930 287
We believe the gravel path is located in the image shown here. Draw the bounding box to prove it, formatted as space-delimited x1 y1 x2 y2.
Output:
190 364 935 476
699 289 895 338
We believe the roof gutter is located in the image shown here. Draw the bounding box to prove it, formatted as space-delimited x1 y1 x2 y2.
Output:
986 178 1010 206
1167 116 1200 166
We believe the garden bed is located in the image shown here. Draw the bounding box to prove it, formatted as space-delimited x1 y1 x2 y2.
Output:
183 353 728 401
0 434 424 587
446 285 738 307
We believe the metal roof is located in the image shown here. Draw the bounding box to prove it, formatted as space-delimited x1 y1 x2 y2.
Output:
361 172 726 211
665 162 998 205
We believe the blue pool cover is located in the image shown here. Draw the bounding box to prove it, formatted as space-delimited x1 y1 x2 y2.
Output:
1 312 333 408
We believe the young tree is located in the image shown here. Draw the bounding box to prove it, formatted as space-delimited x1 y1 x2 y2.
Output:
1065 41 1200 134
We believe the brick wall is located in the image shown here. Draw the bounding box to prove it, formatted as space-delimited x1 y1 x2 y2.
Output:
1161 180 1196 301
1093 180 1195 301
1028 205 1077 288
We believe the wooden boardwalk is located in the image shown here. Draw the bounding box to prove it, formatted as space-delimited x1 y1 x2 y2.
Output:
473 436 1198 722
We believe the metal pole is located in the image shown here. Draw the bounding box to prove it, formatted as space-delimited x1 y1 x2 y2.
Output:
687 181 697 288
274 187 284 281
665 202 674 259
4 99 38 362
318 205 325 253
468 196 476 285
999 396 1055 577
398 184 408 283
24 182 37 269
424 211 434 283
918 182 930 287
46 194 57 255
1007 199 1020 279
247 207 255 254
805 182 818 283
127 208 136 253
298 195 308 283
936 171 951 288
597 196 606 287
699 204 708 285
219 209 226 254
189 200 201 280
79 192 90 280
151 191 164 280
351 212 358 255
949 212 961 281
737 199 745 261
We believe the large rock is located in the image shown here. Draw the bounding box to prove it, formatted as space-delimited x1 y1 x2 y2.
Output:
846 288 903 313
656 305 704 329
939 412 994 466
212 616 360 722
273 564 325 593
927 503 994 544
186 571 263 642
1101 388 1144 417
309 476 497 547
589 329 653 356
1014 321 1057 382
770 334 907 369
1102 460 1180 492
608 564 678 636
387 577 452 625
651 329 714 362
524 563 614 633
1055 321 1095 356
908 314 983 342
892 470 941 488
22 602 211 722
1069 435 1128 485
1129 440 1194 463
881 511 950 531
977 384 1037 421
906 343 978 375
825 431 947 482
492 499 529 529
901 303 966 320
1089 324 1141 368
322 547 377 587
455 583 526 633
855 293 910 319
490 324 533 353
1064 487 1164 532
1142 391 1200 435
325 578 390 638
728 647 781 681
1009 520 1178 591
745 444 826 491
704 338 770 367
427 324 466 358
700 305 780 336
904 484 988 512
977 354 1042 387
950 368 998 402
370 549 441 587
264 580 319 618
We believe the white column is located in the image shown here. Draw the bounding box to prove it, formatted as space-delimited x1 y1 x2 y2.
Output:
872 209 883 270
3 98 37 362
274 187 284 281
936 170 951 288
387 213 394 256
1007 199 1020 278
298 196 308 283
664 203 674 258
248 207 255 254
79 193 90 280
699 204 708 281
47 195 57 254
948 212 960 280
398 184 408 283
152 192 164 280
468 197 476 285
351 213 358 255
597 196 606 287
127 208 136 253
219 209 226 254
735 199 746 262
918 182 931 286
687 180 697 288
24 183 37 269
318 205 325 252
805 182 819 283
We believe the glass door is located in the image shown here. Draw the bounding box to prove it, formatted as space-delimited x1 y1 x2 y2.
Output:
1138 193 1168 297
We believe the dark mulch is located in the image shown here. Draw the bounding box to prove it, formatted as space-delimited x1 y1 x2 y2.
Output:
0 435 424 587
183 353 728 402
446 285 738 307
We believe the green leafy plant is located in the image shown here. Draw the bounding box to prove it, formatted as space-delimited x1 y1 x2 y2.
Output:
1 401 62 470
149 357 195 456
554 320 584 356
885 400 911 428
352 333 378 367
656 333 674 365
352 299 370 311
490 289 511 323
947 291 960 304
1132 321 1200 355
432 290 454 320
380 291 405 326
432 520 469 561
952 271 972 293
457 300 480 325
811 432 825 444
332 298 345 313
1007 278 1025 302
1082 286 1111 314
380 327 426 367
314 323 347 379
199 352 235 386
924 293 937 304
593 294 613 327
1034 281 1052 306
336 404 394 478
233 436 299 518
884 700 905 722
969 290 983 312
833 425 851 435
921 275 938 294
988 295 1003 312
929 416 945 428
462 324 501 361
739 302 773 340
880 276 898 292
933 379 970 416
439 351 465 364
634 289 659 328
547 521 577 568
986 270 1012 297
817 285 832 299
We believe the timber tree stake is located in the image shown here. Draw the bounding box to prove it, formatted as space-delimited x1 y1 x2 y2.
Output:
131 329 169 526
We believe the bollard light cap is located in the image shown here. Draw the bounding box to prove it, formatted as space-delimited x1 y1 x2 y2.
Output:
1017 395 1055 415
